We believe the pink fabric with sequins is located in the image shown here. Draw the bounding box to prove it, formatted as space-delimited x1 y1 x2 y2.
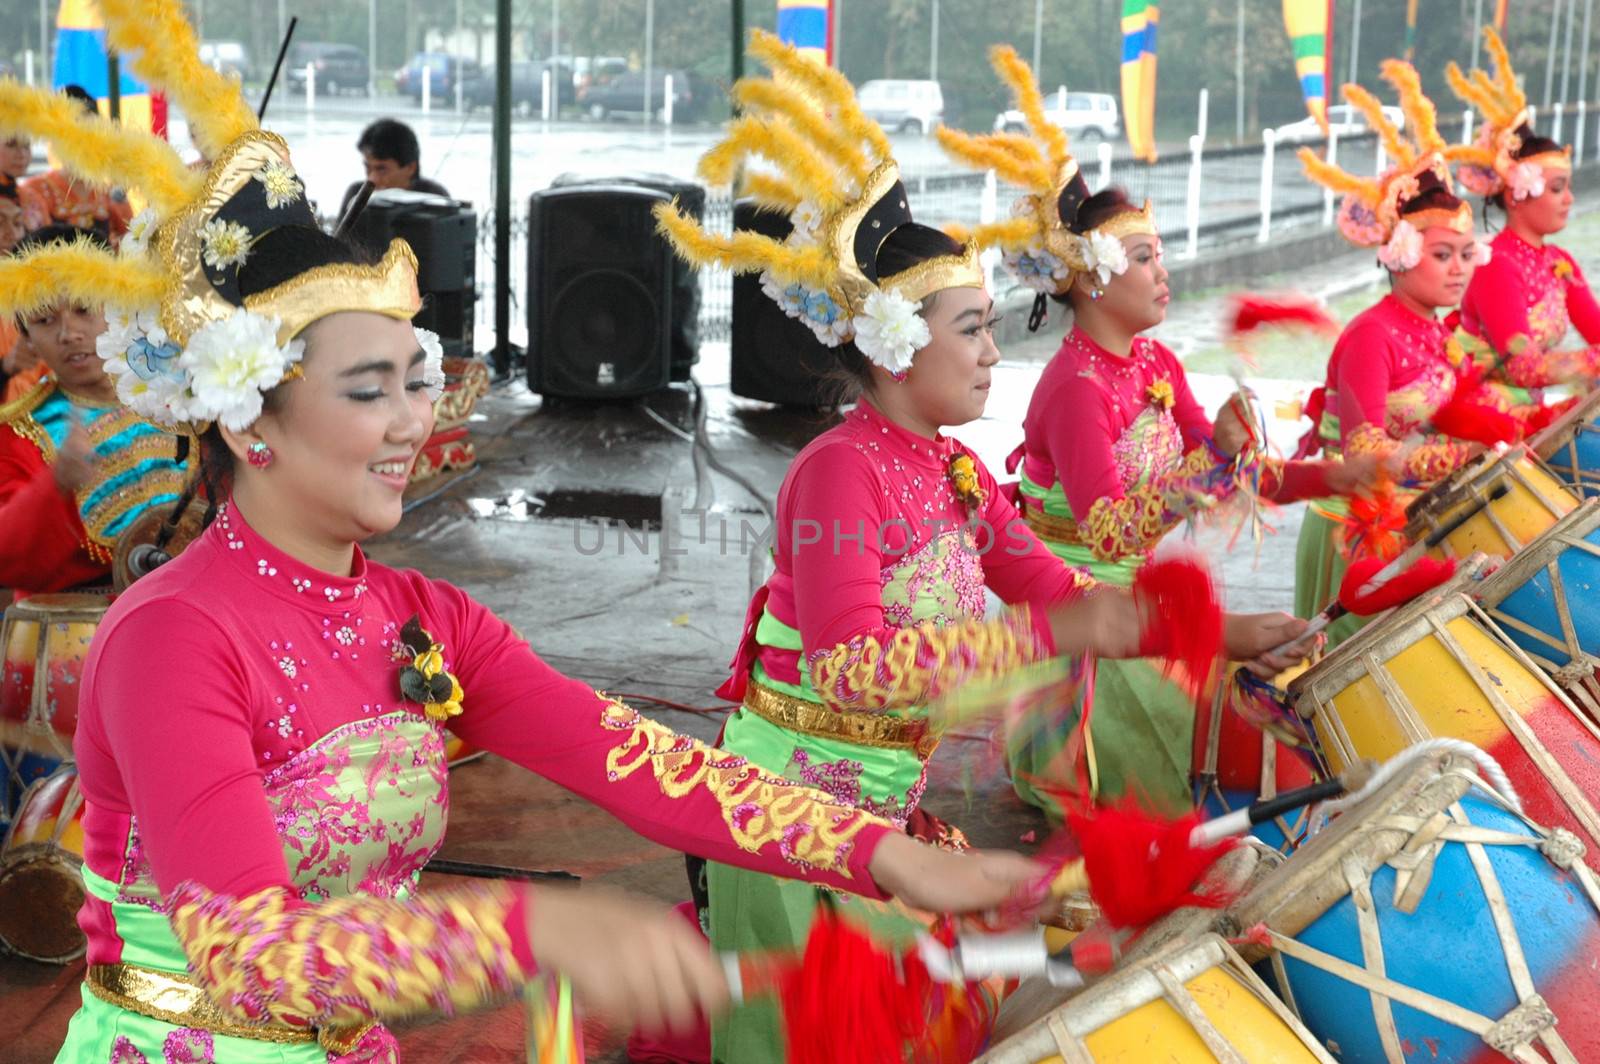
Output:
1324 294 1458 442
1462 228 1600 353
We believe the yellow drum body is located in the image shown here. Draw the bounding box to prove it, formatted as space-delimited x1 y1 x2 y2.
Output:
1290 573 1600 873
1404 450 1576 561
978 935 1332 1064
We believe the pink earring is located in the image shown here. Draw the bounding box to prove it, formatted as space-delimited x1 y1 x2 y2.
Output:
246 441 275 469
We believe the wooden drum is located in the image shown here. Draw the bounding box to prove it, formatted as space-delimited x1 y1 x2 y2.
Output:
1403 446 1576 561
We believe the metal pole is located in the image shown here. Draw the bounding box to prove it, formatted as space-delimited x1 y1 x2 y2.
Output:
278 0 287 62
454 0 463 110
1033 0 1044 77
107 54 120 119
369 0 378 98
930 0 939 83
39 0 48 87
1348 0 1363 84
644 0 655 124
1564 0 1580 106
1258 127 1276 243
1472 0 1484 69
1236 0 1245 140
1547 0 1564 109
1581 0 1595 107
197 0 205 41
732 0 745 86
494 0 512 376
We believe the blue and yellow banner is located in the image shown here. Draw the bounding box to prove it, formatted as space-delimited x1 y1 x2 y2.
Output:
777 0 831 66
1120 1 1159 162
52 0 164 135
1282 0 1332 132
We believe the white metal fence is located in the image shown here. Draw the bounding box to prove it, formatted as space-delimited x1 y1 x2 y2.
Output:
474 102 1600 354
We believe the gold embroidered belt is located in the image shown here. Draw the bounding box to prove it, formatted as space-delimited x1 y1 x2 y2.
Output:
1021 501 1086 547
742 678 939 760
85 962 375 1054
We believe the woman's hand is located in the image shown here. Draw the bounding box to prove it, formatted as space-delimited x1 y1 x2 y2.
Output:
1324 452 1394 496
867 832 1044 914
527 885 730 1037
1224 611 1318 677
1211 400 1254 458
52 421 96 495
1048 589 1142 660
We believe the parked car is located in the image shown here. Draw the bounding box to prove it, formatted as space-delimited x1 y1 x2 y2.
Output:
394 53 479 102
1272 103 1406 143
571 56 628 96
462 61 573 116
199 40 251 83
994 90 1120 144
284 43 369 96
578 69 705 122
856 79 944 135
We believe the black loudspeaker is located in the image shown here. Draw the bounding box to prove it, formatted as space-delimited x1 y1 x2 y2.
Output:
526 185 674 399
348 190 477 357
550 173 703 382
730 200 856 407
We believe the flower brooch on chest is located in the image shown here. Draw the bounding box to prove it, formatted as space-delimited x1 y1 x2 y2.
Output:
1147 379 1175 411
396 615 464 722
946 452 988 511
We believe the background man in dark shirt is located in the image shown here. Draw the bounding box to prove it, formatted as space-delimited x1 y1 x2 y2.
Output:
338 118 451 217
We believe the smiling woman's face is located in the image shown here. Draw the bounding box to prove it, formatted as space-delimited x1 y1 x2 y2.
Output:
231 311 435 543
893 286 1001 428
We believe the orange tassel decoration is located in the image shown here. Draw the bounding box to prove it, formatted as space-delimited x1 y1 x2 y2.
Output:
1339 486 1409 562
1430 361 1522 446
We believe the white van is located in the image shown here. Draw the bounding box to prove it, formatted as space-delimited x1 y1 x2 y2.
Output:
994 90 1120 145
857 80 945 136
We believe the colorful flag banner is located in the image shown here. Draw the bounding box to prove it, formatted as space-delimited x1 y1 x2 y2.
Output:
777 0 832 66
1495 0 1510 32
52 0 165 135
1405 0 1420 60
1283 0 1333 131
1121 0 1159 162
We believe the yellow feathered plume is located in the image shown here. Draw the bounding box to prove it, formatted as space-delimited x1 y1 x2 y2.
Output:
745 29 890 162
732 79 871 186
0 82 200 216
1342 83 1413 168
944 217 1039 254
1298 147 1379 204
1381 60 1442 155
653 201 835 289
989 45 1069 172
697 115 845 210
97 0 258 159
935 127 1051 192
0 238 169 319
739 172 804 213
1443 142 1497 169
1446 27 1527 132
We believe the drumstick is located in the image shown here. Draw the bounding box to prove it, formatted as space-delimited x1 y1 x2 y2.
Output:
1188 759 1378 846
1268 481 1510 655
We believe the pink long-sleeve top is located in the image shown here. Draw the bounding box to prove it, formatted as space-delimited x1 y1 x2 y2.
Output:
723 399 1095 713
1461 228 1600 385
1316 293 1474 482
1017 328 1329 563
72 500 894 1038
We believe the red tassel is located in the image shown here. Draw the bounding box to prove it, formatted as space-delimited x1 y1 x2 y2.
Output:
1133 555 1224 694
1431 361 1521 447
1338 555 1457 615
1520 395 1581 439
1338 487 1409 562
1065 800 1238 928
778 908 928 1064
1227 294 1338 338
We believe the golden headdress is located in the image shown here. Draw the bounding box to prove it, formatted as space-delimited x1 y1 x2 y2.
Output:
1300 59 1472 267
653 30 983 376
1446 27 1572 200
936 46 1156 303
0 0 430 431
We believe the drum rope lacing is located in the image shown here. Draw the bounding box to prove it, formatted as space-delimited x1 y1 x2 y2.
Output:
1265 759 1598 1064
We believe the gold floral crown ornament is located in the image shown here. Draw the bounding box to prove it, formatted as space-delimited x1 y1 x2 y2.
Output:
1300 60 1475 271
1446 27 1573 201
0 0 435 433
653 29 983 378
936 46 1157 305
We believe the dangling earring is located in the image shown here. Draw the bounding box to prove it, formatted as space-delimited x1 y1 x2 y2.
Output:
246 441 275 469
1090 287 1105 302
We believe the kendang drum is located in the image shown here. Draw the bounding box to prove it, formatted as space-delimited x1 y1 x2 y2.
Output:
1403 445 1576 562
1288 562 1600 874
411 357 490 485
0 765 87 963
0 593 110 813
111 493 209 593
1222 749 1600 1064
1530 388 1600 497
1473 499 1600 719
977 933 1334 1063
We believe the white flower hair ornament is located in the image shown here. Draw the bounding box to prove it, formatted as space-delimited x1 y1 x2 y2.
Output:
416 326 447 401
852 290 932 378
1474 239 1494 266
1377 219 1425 273
1082 230 1131 288
1506 160 1547 202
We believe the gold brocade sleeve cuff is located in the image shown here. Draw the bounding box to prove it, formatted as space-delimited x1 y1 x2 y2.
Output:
1500 334 1600 388
1345 422 1473 484
1079 445 1223 562
807 607 1052 712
